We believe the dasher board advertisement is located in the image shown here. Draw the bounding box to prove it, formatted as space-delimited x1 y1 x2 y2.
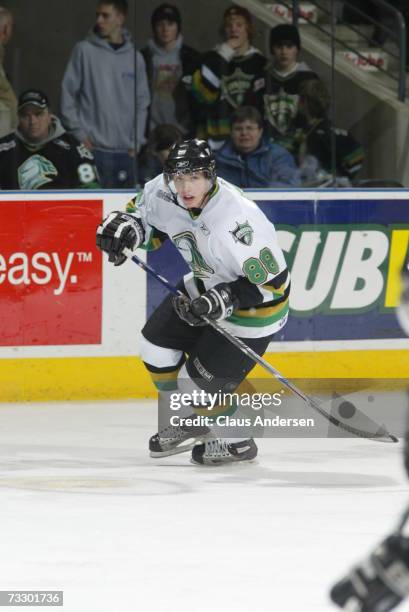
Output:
148 194 409 343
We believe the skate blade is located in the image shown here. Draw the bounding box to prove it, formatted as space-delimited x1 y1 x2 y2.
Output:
190 457 258 467
150 440 197 458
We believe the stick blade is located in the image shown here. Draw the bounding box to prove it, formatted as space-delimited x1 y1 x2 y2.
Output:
327 393 398 443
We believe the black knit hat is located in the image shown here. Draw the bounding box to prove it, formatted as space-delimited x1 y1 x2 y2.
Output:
151 3 181 29
269 24 301 50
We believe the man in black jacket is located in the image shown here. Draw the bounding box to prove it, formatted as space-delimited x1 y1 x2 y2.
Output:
0 89 99 190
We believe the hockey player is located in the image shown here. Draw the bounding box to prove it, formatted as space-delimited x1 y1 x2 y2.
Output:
96 139 290 465
329 254 409 610
0 89 100 190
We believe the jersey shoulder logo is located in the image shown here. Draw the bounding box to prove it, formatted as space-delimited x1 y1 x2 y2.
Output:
54 138 71 151
230 220 254 246
18 155 58 190
173 231 214 279
0 139 16 153
76 143 93 159
156 189 173 203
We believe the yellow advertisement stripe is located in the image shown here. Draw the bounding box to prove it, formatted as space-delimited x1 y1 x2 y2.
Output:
385 229 409 307
1 357 154 402
1 350 408 402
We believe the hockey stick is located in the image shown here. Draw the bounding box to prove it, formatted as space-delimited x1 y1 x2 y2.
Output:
123 247 398 444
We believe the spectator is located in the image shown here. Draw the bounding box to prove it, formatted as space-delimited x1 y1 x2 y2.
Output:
139 123 183 184
141 3 201 137
264 24 318 143
191 4 266 150
0 89 100 190
61 0 150 188
0 6 16 138
215 105 300 188
292 79 364 186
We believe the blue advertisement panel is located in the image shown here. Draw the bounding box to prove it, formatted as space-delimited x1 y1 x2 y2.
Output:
147 193 409 343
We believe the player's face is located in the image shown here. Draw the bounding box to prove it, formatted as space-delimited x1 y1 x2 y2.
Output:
18 106 51 143
224 16 249 50
95 4 124 41
272 42 298 71
173 172 211 209
231 120 263 153
154 20 179 46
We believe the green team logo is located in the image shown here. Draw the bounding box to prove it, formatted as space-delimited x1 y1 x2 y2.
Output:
264 90 299 134
222 68 254 108
18 155 58 190
230 221 254 246
173 231 214 279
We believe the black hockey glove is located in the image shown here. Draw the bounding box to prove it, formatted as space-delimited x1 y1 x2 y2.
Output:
173 283 237 327
330 531 409 611
96 211 145 266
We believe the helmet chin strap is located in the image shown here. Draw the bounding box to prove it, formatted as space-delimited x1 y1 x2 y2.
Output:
196 181 217 212
167 184 188 212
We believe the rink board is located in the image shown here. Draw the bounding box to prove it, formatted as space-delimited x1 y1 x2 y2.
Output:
0 189 409 400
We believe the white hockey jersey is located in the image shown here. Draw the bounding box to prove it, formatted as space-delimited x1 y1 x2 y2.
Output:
127 174 290 338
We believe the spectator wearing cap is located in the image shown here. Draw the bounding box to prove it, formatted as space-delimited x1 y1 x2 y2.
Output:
141 3 201 138
0 6 17 138
264 24 319 143
215 105 300 188
139 123 183 184
0 89 100 189
61 0 150 188
191 4 266 150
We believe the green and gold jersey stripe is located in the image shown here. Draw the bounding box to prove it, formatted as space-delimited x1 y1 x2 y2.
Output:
262 280 291 302
228 299 289 328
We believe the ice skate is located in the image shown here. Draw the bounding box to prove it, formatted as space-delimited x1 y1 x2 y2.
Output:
191 438 258 465
149 419 211 458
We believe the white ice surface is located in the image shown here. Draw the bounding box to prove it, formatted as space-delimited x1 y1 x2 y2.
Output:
0 400 408 612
